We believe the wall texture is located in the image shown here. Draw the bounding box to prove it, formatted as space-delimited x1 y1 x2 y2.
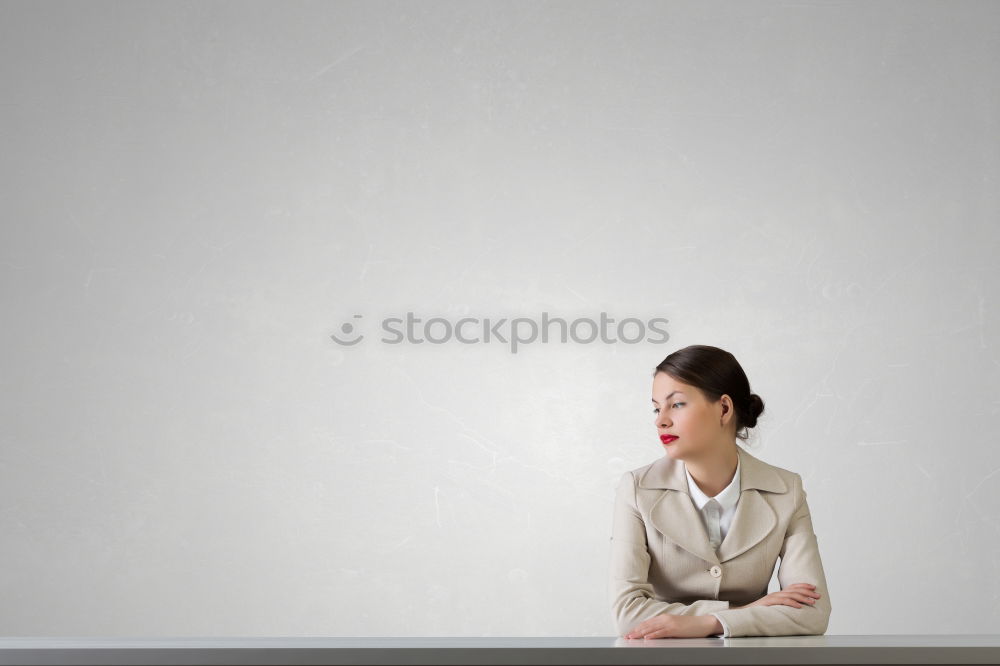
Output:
0 0 998 635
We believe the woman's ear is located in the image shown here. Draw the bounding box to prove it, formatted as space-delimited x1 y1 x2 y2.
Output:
719 395 733 425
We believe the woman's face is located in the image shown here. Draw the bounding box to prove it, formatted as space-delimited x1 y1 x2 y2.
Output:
651 372 726 460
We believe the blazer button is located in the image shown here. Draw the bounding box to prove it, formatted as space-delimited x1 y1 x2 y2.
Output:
709 565 722 578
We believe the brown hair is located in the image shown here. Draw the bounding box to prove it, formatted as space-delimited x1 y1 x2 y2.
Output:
654 344 764 442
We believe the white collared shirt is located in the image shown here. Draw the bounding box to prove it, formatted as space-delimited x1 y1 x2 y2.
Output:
684 457 741 637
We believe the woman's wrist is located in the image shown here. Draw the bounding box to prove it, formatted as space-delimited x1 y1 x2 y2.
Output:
704 614 724 636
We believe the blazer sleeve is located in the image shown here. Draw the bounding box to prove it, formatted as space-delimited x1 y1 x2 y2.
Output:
710 472 832 637
609 471 731 636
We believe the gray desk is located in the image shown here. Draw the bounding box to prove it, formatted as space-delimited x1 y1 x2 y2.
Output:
0 636 998 665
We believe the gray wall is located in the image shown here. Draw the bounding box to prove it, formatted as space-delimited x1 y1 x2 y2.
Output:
1 0 998 636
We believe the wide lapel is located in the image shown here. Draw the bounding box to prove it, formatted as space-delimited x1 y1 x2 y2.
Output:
641 450 720 565
639 446 787 565
716 487 776 563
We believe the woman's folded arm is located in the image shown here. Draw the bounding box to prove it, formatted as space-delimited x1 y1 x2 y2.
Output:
710 474 832 637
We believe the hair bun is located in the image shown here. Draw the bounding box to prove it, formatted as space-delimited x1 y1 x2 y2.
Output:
746 393 764 427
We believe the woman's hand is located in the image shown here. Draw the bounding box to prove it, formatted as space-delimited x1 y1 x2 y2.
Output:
737 583 821 609
623 614 716 639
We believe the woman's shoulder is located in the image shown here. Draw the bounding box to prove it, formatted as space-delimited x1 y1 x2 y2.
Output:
746 449 798 477
739 446 804 496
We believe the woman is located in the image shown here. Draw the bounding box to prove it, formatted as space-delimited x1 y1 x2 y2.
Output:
610 345 832 639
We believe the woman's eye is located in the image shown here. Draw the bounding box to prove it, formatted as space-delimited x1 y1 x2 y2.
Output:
653 403 684 414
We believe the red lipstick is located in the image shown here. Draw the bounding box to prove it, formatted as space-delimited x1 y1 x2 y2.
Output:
660 434 678 444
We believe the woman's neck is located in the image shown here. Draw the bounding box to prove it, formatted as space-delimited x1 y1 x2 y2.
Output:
684 445 739 498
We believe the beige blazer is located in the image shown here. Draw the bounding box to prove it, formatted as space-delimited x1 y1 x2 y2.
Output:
609 445 832 637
